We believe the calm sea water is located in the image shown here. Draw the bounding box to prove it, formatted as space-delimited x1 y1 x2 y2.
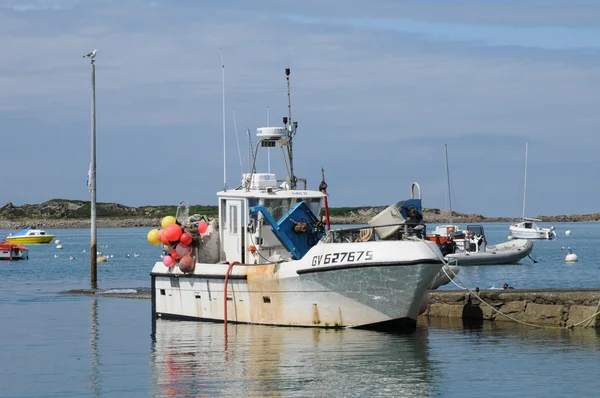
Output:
1 223 600 397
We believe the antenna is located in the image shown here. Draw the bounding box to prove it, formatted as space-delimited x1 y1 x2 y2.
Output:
220 48 227 191
247 127 256 173
285 64 297 189
232 108 243 177
267 106 271 173
247 127 251 174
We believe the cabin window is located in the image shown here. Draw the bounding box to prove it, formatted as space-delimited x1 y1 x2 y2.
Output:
262 199 292 224
304 198 322 217
221 199 227 230
229 205 238 234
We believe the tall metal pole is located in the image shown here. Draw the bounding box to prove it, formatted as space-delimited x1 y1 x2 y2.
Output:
90 58 97 289
285 67 296 189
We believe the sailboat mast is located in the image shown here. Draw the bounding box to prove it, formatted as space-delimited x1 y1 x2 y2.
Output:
444 144 452 223
522 142 528 220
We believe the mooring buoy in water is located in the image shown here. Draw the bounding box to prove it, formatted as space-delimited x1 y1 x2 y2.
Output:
563 247 578 263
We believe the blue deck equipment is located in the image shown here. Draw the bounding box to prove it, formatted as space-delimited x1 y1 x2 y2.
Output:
250 201 324 260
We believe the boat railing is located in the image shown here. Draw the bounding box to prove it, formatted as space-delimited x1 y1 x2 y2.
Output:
324 223 427 243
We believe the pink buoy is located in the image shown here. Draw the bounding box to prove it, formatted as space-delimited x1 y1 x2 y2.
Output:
197 221 208 234
163 254 176 268
179 232 193 246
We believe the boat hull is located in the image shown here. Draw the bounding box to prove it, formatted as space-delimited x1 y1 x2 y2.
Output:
0 251 28 260
0 241 29 260
509 223 555 240
430 265 459 289
509 230 553 240
5 236 54 244
445 239 533 265
153 262 440 330
151 240 444 331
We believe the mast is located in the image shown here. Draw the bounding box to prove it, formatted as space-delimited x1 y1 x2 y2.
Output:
522 142 528 221
285 67 297 189
444 144 452 223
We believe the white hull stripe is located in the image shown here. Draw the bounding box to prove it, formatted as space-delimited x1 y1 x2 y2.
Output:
296 259 443 275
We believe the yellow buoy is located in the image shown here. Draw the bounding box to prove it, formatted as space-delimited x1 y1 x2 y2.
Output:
161 216 177 229
147 228 161 245
97 256 107 262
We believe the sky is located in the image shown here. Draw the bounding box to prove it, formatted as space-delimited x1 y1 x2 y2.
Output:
0 0 598 217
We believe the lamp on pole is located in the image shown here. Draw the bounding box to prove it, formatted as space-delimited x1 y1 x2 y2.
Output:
83 48 98 289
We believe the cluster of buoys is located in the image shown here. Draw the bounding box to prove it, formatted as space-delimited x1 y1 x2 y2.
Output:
147 215 210 273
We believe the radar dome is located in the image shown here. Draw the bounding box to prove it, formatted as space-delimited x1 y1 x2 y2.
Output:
257 127 286 140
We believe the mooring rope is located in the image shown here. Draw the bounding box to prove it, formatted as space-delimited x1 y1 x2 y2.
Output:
424 242 600 330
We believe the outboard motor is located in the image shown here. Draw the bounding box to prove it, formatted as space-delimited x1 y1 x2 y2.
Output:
440 240 457 256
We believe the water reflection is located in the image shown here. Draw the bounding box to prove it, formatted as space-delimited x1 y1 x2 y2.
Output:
423 317 600 396
151 320 438 397
90 299 101 397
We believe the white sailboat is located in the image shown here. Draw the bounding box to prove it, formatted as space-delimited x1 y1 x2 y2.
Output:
509 143 556 240
150 67 445 331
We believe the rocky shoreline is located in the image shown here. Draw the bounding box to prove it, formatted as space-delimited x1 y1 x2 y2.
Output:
0 218 162 230
0 208 598 230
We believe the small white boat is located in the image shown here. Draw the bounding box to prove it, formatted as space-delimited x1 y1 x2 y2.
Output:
443 225 534 265
509 219 556 240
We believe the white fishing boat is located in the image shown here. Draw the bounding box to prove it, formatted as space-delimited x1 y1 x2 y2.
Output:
150 68 444 331
509 143 556 240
